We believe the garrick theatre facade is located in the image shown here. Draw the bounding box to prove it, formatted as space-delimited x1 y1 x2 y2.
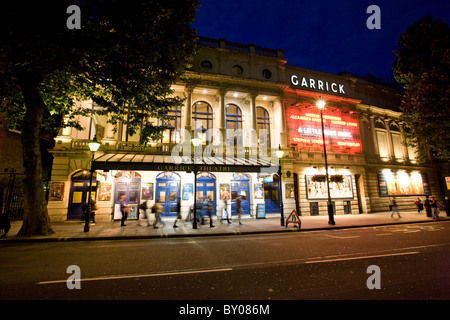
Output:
47 37 443 223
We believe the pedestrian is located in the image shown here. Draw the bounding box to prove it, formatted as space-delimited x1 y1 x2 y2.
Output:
220 198 231 224
119 195 128 226
236 195 243 225
443 197 450 217
430 196 439 220
152 198 165 228
137 200 151 227
0 212 11 238
424 195 432 217
414 197 423 213
390 197 401 218
89 194 97 225
205 195 215 228
173 200 185 228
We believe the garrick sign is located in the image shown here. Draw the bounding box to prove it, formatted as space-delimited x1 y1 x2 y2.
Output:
290 74 346 95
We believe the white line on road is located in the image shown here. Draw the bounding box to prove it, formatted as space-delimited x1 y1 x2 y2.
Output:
37 267 233 285
305 251 420 264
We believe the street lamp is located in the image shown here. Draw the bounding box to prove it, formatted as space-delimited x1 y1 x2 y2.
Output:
84 135 101 232
276 144 285 226
316 100 336 225
191 135 201 229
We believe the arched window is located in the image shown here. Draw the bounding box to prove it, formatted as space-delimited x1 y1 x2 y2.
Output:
161 105 182 144
192 101 213 145
256 106 271 148
225 104 243 146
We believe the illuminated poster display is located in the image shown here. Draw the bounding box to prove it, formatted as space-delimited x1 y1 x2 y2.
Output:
377 170 430 196
286 106 362 153
305 175 354 199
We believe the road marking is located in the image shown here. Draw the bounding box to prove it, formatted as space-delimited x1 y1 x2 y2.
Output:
325 235 360 239
37 267 233 285
305 251 420 264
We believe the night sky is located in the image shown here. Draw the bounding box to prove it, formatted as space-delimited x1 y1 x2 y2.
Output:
192 0 450 80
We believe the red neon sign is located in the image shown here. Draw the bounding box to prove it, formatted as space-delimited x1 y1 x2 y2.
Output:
286 106 362 153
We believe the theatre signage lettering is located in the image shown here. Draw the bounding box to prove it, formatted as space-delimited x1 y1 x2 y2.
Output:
156 164 232 172
286 106 362 153
290 74 346 95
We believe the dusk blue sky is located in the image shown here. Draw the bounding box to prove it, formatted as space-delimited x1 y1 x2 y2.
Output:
192 0 450 79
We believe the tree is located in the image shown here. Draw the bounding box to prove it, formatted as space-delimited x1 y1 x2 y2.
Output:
393 16 450 163
0 0 199 236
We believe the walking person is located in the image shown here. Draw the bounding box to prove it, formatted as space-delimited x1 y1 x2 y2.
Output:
0 212 11 238
236 195 243 225
152 198 165 228
424 195 432 217
119 195 128 226
137 200 151 226
430 196 440 220
173 200 184 228
390 197 401 218
443 197 450 217
220 198 231 224
414 197 423 213
89 195 97 225
205 195 215 228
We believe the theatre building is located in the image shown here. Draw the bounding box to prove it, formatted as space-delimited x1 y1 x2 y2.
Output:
46 37 445 222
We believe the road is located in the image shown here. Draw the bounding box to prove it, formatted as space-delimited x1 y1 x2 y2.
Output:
1 221 449 304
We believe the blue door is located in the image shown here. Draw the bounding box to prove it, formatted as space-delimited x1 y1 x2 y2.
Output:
67 170 97 220
155 172 180 216
263 175 281 213
231 173 250 216
196 172 216 217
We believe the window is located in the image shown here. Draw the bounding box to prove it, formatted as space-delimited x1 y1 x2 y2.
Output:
232 65 243 76
262 69 272 79
256 107 271 148
200 60 212 71
161 105 182 143
226 104 243 146
192 101 213 144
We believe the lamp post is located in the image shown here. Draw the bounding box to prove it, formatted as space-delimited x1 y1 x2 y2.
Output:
276 144 285 226
84 135 101 232
191 135 202 229
316 100 336 225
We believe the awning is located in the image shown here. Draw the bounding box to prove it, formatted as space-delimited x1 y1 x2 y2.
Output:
91 153 280 173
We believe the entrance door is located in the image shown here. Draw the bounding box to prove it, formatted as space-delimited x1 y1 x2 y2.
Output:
67 170 97 220
231 173 250 215
263 175 280 213
196 172 216 216
155 171 180 216
113 171 141 219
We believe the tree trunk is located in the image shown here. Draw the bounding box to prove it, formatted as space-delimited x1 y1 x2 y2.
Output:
17 76 54 237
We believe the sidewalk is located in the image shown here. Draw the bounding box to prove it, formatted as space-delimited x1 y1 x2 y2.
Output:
1 211 449 243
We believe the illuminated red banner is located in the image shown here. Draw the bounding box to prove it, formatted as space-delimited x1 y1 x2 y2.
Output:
286 106 362 153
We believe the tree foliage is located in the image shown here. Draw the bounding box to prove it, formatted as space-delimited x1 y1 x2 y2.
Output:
393 16 450 163
0 0 199 235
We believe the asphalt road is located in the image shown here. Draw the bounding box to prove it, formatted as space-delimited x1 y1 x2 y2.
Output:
1 221 449 304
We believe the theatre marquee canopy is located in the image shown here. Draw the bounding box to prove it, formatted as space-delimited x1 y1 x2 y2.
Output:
91 153 278 174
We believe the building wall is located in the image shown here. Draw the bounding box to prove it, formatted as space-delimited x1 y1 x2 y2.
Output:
45 38 443 222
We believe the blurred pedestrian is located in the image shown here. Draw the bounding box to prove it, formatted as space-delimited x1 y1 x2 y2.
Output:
424 195 432 217
0 212 11 238
390 197 401 218
173 200 184 228
236 195 243 225
119 195 128 226
414 197 423 213
152 198 165 228
89 194 97 225
430 196 439 220
205 195 215 228
137 199 151 227
220 198 231 224
443 196 450 217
